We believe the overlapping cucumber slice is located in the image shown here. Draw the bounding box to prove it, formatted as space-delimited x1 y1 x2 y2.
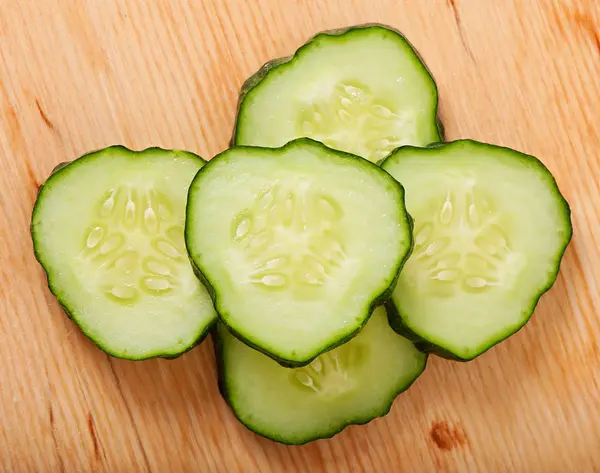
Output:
186 138 413 366
233 24 442 162
31 146 217 359
215 306 427 445
381 140 572 360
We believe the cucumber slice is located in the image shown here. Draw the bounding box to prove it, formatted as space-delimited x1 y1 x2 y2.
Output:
380 140 572 360
186 138 412 366
233 24 442 162
215 306 427 445
31 146 217 360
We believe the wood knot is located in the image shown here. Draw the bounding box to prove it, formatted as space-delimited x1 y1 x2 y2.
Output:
430 420 468 451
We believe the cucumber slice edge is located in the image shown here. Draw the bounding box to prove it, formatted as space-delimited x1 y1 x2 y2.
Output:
381 139 573 360
31 145 213 361
212 307 428 445
185 137 414 367
230 23 445 149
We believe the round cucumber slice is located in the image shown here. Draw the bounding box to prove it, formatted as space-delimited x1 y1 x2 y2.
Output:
214 306 427 445
380 140 572 360
185 138 413 366
31 146 217 360
233 24 442 162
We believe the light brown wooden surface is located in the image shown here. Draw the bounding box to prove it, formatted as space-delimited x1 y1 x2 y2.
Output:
0 0 599 471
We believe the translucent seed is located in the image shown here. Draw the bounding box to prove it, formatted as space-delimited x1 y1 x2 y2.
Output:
234 217 251 241
468 203 480 226
113 251 138 271
258 188 275 210
100 190 116 217
145 259 171 276
415 224 433 246
86 226 104 249
424 238 449 256
466 277 488 288
432 270 459 282
340 97 352 108
330 239 344 255
166 226 184 243
330 352 343 374
317 196 342 221
156 240 181 259
475 234 501 256
109 286 138 301
371 104 397 119
261 257 288 270
295 372 318 391
343 85 364 96
260 274 287 287
337 109 354 123
310 358 323 373
313 111 323 123
440 194 453 225
99 234 124 256
124 198 136 227
306 259 326 275
295 271 324 286
144 207 158 234
248 232 269 252
143 277 171 292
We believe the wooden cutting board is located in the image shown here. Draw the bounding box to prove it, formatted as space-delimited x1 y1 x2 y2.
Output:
1 0 598 471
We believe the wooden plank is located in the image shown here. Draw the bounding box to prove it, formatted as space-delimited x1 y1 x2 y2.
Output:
0 0 598 471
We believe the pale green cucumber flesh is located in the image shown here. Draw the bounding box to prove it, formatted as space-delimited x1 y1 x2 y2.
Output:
233 24 441 162
381 140 572 360
31 146 217 360
186 138 413 366
215 306 427 445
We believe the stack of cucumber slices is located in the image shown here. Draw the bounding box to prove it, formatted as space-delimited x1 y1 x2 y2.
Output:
31 24 572 445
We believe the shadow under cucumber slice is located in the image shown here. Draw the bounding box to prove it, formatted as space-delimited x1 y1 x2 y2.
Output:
185 138 413 367
380 140 572 360
31 146 217 360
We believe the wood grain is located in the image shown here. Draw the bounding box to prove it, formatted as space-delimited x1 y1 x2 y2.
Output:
0 0 598 471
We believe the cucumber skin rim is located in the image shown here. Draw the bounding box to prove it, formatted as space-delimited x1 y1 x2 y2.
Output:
30 145 216 361
210 318 428 446
230 22 445 149
185 137 415 368
380 139 574 361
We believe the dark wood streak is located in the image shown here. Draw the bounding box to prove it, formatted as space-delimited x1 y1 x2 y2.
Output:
552 4 600 57
4 102 44 196
87 412 100 460
25 161 40 191
572 11 600 55
446 0 475 61
49 404 66 473
34 98 58 134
